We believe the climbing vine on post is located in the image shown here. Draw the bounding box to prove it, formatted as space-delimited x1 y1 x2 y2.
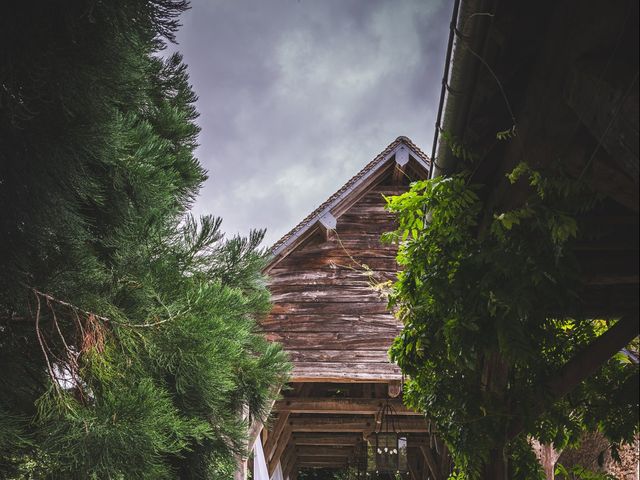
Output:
382 165 638 478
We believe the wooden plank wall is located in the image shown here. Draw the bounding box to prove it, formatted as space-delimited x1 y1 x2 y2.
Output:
264 175 408 382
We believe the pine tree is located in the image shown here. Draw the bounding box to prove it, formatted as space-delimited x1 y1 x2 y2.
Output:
0 1 289 478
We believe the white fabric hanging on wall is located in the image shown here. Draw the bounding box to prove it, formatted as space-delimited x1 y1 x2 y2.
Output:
252 438 269 480
271 461 284 480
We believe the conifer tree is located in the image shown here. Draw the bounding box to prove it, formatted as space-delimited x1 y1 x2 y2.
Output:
0 1 289 478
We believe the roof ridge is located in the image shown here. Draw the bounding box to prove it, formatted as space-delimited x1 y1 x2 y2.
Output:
267 136 429 257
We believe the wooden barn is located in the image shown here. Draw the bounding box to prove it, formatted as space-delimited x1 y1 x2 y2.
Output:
242 0 639 477
251 137 451 480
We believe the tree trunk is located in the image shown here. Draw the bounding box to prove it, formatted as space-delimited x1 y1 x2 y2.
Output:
531 439 561 479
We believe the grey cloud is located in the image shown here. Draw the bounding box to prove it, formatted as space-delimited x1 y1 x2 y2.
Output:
172 0 451 246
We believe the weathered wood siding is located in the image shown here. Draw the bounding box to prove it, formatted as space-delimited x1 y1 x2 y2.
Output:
264 177 408 382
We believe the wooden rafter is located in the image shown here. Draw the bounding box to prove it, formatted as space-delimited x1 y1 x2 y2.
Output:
290 415 428 433
291 433 362 446
275 397 422 415
297 456 349 468
294 445 354 458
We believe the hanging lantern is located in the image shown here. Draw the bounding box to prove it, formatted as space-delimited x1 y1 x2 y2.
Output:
367 401 409 479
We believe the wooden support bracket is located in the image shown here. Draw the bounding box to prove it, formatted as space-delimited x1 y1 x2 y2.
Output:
392 146 410 185
420 445 443 480
318 212 337 240
388 379 402 398
268 425 292 476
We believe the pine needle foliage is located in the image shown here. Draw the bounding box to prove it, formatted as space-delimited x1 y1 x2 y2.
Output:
0 1 289 478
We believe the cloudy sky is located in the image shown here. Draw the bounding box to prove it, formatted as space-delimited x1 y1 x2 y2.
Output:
172 0 451 246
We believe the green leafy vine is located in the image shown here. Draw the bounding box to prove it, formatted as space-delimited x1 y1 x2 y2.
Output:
382 161 638 477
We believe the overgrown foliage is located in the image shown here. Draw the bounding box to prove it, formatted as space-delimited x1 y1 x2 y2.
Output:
383 166 638 478
0 1 289 478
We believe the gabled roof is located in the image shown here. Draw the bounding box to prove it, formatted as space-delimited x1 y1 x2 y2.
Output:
267 136 429 266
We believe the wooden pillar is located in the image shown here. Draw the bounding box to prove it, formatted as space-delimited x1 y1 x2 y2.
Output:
235 404 250 480
234 456 247 480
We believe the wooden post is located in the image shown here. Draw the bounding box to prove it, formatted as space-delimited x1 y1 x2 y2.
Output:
235 404 250 480
234 457 247 480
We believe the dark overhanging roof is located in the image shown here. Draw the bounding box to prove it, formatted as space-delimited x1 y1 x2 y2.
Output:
429 0 639 319
266 136 430 266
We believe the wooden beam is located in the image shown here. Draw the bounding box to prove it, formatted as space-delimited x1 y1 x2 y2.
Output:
292 433 362 446
268 426 292 476
508 314 639 440
264 411 290 462
246 386 282 454
290 415 428 433
290 416 374 433
297 456 349 467
294 446 354 457
291 362 403 383
275 397 422 415
281 445 297 480
564 63 639 192
392 164 407 185
580 284 639 317
420 445 443 480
